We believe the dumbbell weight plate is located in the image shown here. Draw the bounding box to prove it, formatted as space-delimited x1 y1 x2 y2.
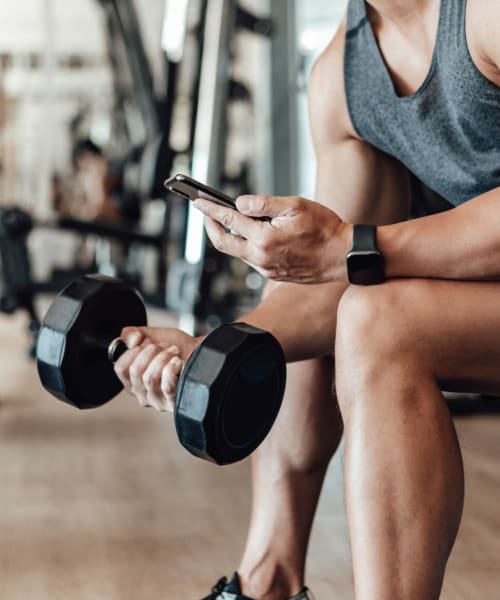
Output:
175 323 286 465
37 276 286 466
37 275 147 409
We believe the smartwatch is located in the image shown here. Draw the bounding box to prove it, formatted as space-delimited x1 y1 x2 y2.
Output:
346 224 385 285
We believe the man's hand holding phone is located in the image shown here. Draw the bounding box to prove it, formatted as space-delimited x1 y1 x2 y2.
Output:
193 193 350 285
165 173 351 285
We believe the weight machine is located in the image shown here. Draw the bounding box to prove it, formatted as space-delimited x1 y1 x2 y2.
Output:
1 0 274 346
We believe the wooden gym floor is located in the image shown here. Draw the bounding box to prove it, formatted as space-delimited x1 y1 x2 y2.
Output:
0 307 499 599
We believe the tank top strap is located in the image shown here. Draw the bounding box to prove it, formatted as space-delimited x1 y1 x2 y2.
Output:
346 0 367 29
343 0 500 206
435 0 468 57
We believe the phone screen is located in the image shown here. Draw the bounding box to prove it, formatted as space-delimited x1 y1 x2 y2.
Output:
164 174 237 210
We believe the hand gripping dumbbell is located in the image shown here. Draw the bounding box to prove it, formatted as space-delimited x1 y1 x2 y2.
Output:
36 274 286 465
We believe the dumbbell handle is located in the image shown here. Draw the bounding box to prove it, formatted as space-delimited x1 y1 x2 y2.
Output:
107 337 184 370
81 334 129 363
108 337 128 363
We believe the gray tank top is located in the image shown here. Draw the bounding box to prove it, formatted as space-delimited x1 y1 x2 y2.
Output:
344 0 500 206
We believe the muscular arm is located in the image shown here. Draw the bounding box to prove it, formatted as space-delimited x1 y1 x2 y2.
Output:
244 7 500 291
371 3 500 283
240 24 409 361
379 186 500 281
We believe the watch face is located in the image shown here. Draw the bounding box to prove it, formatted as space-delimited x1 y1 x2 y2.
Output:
347 251 385 285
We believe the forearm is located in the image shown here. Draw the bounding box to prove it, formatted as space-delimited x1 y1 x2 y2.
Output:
240 281 346 362
379 186 500 281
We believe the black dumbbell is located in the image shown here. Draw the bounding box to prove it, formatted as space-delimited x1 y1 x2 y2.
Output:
36 275 286 465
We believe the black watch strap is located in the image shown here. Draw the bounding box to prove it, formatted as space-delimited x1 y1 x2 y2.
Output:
347 224 385 285
352 224 377 252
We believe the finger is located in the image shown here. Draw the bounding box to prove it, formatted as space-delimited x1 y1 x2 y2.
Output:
160 357 184 413
193 198 260 239
204 217 279 277
160 345 180 355
114 346 143 392
120 327 145 348
128 345 166 407
142 349 180 411
122 326 177 347
236 194 299 219
203 216 250 259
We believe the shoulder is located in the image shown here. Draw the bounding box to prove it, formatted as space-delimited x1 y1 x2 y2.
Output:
308 17 359 148
467 0 500 84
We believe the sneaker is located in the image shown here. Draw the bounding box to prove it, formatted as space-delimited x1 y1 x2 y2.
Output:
201 572 313 600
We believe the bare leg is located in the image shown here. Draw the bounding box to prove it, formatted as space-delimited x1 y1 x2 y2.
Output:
238 357 343 599
335 279 500 599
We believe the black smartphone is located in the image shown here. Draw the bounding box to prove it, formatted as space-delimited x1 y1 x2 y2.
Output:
164 174 237 210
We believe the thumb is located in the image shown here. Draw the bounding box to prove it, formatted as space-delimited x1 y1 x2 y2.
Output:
236 194 295 218
120 326 150 348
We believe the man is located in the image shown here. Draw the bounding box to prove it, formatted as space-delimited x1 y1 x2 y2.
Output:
114 0 500 598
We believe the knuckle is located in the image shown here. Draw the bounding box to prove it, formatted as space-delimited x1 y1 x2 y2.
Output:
163 349 178 361
129 363 142 381
114 362 126 379
292 195 304 209
260 195 272 209
161 376 176 396
202 204 213 216
163 390 175 407
173 356 183 367
220 212 234 228
143 372 156 390
145 343 159 354
162 381 173 396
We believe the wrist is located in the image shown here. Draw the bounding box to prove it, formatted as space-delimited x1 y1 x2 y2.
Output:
376 222 405 280
346 224 385 285
331 222 353 282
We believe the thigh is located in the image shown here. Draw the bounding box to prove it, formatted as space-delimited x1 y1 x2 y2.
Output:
383 279 500 394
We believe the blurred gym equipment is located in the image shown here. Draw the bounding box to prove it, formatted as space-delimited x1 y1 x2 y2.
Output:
0 0 274 353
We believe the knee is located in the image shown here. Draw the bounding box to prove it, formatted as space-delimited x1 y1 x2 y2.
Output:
336 283 411 358
335 282 425 404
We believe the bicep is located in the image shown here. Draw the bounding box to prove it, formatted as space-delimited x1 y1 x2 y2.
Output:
314 139 411 226
307 29 410 226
